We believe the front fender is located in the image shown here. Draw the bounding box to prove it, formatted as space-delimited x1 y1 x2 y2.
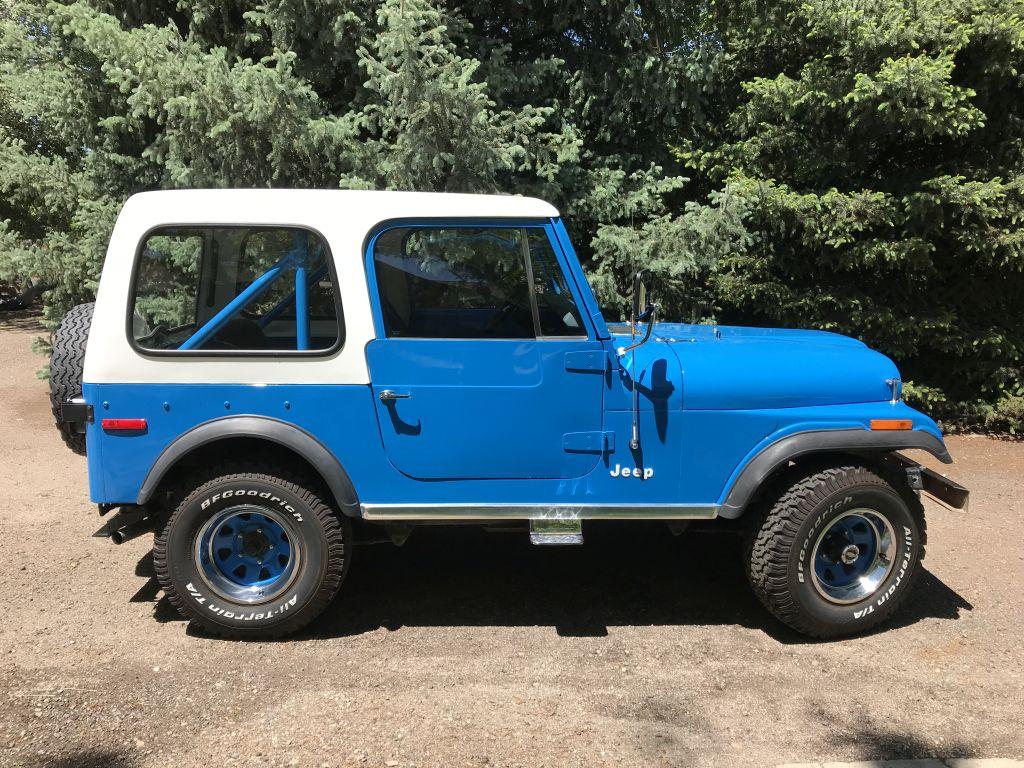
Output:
718 427 951 518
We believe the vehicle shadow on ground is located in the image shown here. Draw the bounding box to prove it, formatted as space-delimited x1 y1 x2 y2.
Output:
135 522 973 642
314 523 972 642
131 552 185 623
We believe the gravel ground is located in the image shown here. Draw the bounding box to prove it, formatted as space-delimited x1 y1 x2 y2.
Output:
0 312 1021 768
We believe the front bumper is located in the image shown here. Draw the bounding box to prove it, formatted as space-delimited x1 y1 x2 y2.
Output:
893 452 970 511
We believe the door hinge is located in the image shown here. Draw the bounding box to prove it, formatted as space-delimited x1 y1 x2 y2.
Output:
562 430 615 453
564 350 609 374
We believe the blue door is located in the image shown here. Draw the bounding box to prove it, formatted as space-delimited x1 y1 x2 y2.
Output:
365 223 606 480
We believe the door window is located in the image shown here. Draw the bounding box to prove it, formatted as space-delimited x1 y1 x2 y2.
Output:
525 229 585 337
372 226 584 339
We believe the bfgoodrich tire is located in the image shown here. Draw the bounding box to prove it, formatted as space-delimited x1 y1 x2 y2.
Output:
154 467 350 639
49 302 94 455
746 462 926 638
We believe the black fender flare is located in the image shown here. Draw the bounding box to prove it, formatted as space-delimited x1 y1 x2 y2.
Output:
718 428 951 519
136 415 360 516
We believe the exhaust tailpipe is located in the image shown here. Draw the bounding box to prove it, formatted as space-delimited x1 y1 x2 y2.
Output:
110 518 153 545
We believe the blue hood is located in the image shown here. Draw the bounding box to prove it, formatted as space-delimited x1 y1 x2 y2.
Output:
609 322 900 411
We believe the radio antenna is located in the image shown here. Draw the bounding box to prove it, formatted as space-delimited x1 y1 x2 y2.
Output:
629 222 640 450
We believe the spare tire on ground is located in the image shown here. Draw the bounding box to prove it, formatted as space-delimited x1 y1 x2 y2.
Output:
49 302 95 455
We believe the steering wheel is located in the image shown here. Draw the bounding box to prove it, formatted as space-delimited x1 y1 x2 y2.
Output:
144 322 247 351
137 323 172 348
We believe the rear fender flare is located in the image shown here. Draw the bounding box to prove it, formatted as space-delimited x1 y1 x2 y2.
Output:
137 415 359 516
719 428 951 519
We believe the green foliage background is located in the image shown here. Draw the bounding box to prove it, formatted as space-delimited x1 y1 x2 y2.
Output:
1 0 1022 429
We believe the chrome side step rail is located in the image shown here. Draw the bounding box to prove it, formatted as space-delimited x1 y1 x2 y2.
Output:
360 503 719 521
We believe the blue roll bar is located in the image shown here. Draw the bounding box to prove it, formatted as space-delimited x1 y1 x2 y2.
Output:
295 263 310 350
180 231 310 351
257 262 327 330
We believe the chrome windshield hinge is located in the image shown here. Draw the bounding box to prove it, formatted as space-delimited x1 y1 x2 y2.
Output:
885 378 902 403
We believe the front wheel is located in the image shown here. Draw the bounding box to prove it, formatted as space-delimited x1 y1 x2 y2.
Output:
746 463 926 638
154 467 350 639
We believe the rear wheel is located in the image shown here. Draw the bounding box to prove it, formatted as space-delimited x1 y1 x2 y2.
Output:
746 462 925 638
49 302 94 455
154 467 350 639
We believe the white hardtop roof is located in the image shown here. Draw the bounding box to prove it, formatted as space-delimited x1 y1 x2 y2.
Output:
121 188 560 223
87 188 562 385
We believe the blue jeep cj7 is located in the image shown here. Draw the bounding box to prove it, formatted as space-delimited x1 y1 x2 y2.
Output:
51 190 969 639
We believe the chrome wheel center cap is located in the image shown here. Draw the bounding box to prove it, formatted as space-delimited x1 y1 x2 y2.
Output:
840 544 860 565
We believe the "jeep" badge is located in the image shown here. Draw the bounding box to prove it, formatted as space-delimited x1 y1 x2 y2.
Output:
609 464 654 480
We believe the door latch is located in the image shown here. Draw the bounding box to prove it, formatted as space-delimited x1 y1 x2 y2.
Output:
379 390 411 402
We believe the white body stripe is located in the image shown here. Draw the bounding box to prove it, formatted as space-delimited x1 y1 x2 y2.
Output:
83 189 559 385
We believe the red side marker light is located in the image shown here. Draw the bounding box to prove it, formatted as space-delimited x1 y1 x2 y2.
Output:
101 418 148 432
870 419 912 431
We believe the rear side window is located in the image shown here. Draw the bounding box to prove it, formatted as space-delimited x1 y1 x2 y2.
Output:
131 226 342 353
372 226 584 339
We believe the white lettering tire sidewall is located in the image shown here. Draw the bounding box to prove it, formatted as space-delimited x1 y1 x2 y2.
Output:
164 479 330 632
792 486 920 632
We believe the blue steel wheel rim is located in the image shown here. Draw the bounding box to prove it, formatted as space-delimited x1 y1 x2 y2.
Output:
194 505 301 605
810 509 896 605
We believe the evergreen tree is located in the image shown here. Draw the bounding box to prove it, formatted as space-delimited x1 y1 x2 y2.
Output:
695 0 1024 427
0 0 1022 428
339 0 574 192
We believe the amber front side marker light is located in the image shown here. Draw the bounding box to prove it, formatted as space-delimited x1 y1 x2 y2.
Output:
870 419 913 431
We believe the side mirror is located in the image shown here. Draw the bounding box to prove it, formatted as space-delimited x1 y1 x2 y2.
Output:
618 269 659 357
631 269 654 326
